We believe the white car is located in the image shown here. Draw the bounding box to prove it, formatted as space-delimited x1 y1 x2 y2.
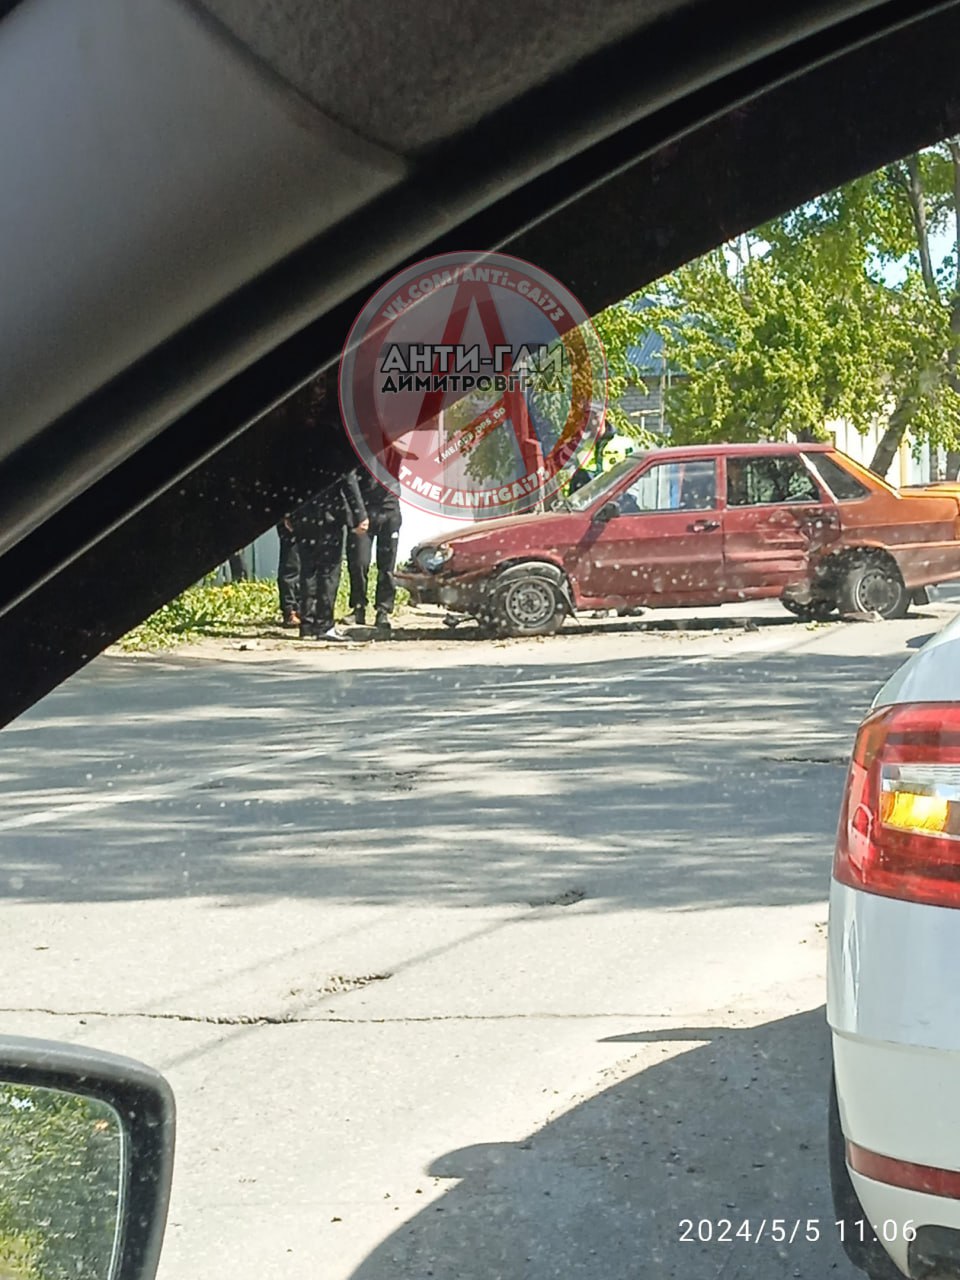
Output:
829 610 960 1279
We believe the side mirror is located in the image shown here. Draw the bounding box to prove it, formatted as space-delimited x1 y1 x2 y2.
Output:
595 500 621 524
0 1036 175 1280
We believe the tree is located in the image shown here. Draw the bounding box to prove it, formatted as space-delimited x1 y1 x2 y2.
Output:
605 142 960 475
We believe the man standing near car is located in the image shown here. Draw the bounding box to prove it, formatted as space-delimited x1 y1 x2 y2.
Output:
287 377 368 642
347 472 402 633
276 516 301 627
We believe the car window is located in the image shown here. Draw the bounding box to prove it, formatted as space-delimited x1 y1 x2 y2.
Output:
726 456 821 506
18 118 960 1280
617 459 717 514
805 452 870 500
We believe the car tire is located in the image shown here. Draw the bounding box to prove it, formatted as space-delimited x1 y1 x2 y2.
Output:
837 557 910 620
781 596 836 621
829 1074 904 1279
492 570 566 637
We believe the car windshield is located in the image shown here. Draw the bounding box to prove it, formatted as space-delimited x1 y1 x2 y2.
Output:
13 128 960 1280
564 457 642 510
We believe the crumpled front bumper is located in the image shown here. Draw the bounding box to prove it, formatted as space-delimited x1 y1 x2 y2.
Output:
395 568 487 613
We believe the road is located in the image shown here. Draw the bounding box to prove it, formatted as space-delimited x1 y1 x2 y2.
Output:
0 599 953 1279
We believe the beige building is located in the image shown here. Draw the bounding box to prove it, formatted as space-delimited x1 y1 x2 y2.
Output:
826 417 937 487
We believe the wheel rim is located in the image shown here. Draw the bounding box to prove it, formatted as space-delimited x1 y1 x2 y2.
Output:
854 567 900 615
503 579 556 629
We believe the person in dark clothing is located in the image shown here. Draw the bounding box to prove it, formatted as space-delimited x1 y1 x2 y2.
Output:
291 472 367 641
227 549 249 581
568 466 594 494
282 373 370 640
276 518 301 626
347 472 402 632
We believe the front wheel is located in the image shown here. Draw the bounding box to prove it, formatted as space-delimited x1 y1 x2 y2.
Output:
492 572 566 637
782 596 836 621
837 559 909 619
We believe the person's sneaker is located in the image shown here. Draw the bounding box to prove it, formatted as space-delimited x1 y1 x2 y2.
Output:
375 610 392 634
353 606 367 626
319 626 351 643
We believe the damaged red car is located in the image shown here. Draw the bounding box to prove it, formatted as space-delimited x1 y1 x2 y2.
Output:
397 443 960 636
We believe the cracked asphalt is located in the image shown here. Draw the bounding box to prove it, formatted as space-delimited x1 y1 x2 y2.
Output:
0 599 955 1279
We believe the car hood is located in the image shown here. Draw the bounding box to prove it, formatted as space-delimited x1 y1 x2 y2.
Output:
418 509 574 550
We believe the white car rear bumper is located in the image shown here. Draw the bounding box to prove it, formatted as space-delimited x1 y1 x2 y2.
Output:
828 879 960 1274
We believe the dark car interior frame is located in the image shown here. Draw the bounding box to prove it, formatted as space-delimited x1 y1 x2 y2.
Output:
2 0 960 726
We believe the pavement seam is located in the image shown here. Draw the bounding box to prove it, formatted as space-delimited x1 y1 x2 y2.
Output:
0 1007 744 1025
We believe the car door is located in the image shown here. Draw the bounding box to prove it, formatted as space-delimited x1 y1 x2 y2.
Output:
721 453 841 595
574 457 724 604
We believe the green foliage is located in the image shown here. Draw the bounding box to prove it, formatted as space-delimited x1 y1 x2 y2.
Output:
119 571 409 651
614 140 960 460
0 1086 121 1280
591 302 659 440
120 579 279 650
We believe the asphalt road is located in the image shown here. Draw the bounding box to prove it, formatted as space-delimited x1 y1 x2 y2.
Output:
0 599 953 1280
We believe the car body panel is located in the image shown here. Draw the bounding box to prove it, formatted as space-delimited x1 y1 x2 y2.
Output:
721 500 841 593
874 612 960 707
829 604 960 1273
847 1173 960 1276
828 881 960 1053
834 1033 960 1172
571 509 726 604
399 444 960 617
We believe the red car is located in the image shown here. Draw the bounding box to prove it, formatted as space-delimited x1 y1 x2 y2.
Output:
398 443 960 636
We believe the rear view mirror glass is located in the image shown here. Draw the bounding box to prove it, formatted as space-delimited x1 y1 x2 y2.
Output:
0 1085 122 1280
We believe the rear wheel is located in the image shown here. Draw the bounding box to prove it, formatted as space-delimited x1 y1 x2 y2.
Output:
838 558 909 620
829 1075 904 1279
492 571 566 637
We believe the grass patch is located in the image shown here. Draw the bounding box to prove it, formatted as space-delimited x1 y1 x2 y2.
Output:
119 579 279 651
118 568 411 651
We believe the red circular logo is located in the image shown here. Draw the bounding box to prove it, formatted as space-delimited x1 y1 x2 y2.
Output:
338 251 607 518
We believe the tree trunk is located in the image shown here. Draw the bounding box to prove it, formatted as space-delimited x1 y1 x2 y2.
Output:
946 449 960 480
905 154 938 299
869 396 915 477
929 441 942 482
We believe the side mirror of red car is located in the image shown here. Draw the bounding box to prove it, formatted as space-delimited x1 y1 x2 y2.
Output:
595 500 621 524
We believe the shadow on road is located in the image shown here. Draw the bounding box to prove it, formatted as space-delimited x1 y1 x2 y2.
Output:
350 1007 856 1280
905 631 936 650
380 611 801 641
0 644 893 911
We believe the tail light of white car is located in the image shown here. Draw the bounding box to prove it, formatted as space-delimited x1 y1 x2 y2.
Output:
834 702 960 910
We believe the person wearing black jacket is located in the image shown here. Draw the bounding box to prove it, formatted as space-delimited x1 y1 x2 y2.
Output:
276 518 301 626
347 472 402 632
286 377 368 641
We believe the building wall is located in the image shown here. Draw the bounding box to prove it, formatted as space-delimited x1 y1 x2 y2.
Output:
826 418 934 487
